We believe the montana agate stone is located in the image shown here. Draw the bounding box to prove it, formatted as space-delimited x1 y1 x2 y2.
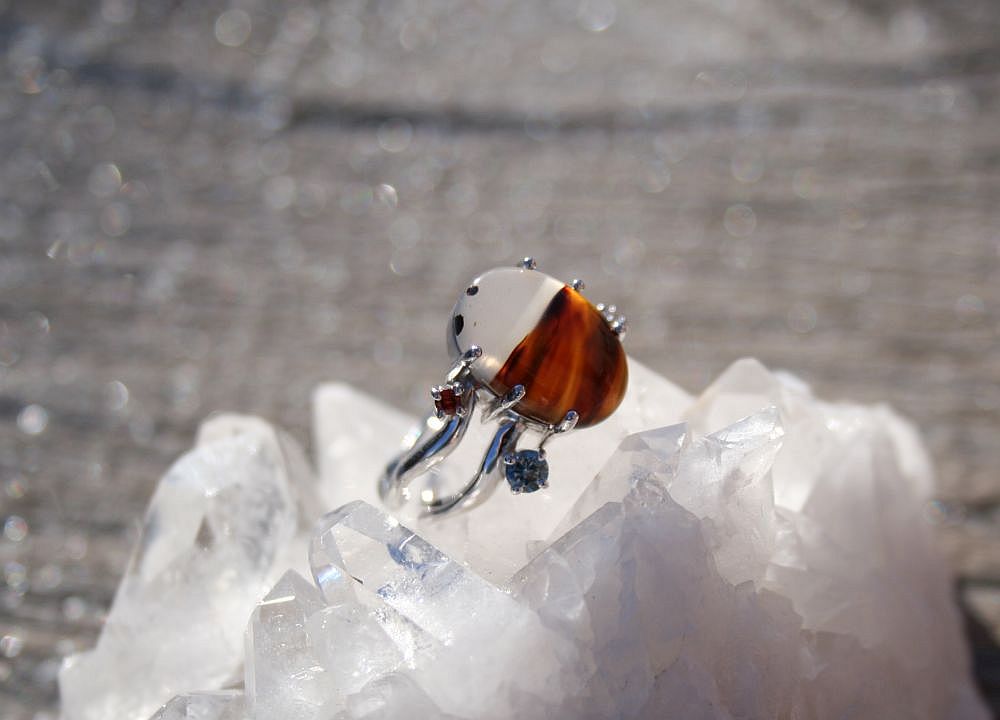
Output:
448 266 627 427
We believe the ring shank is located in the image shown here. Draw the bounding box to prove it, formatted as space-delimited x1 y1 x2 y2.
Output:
379 399 523 515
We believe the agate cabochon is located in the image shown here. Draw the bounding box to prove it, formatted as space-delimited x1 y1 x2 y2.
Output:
448 266 628 428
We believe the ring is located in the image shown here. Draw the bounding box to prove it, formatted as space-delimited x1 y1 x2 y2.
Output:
378 257 629 515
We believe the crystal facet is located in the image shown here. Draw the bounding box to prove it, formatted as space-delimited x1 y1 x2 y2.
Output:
150 691 244 720
59 415 309 720
245 571 329 719
504 449 549 493
59 361 988 720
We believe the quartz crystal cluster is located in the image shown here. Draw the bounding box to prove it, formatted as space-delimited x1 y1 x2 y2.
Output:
59 359 988 719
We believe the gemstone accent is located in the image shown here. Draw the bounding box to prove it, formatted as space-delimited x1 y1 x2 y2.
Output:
505 450 549 493
431 384 462 417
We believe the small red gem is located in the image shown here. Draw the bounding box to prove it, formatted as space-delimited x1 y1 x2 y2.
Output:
433 386 461 416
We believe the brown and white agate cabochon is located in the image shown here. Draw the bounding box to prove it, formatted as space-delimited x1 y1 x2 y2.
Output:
448 266 628 428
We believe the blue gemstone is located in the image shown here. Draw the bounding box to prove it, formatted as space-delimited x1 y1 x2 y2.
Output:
505 450 549 494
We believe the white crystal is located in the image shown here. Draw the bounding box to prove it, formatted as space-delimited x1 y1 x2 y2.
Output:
150 691 244 720
304 357 985 718
62 359 988 720
60 415 311 720
305 501 581 718
245 571 328 719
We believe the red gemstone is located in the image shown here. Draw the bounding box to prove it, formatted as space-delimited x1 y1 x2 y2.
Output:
433 386 461 416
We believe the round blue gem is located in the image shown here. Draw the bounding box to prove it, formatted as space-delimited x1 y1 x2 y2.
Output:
505 450 549 494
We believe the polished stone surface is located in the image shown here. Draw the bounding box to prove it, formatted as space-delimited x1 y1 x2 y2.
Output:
449 266 627 427
448 266 565 382
490 285 628 427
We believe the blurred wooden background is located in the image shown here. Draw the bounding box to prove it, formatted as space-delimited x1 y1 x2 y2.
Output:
1 0 998 716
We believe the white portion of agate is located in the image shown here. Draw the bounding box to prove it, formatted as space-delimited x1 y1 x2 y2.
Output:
448 266 564 384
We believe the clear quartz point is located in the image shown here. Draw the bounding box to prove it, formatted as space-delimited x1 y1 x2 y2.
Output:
245 571 328 719
59 415 306 720
310 500 520 644
246 568 427 720
307 500 578 717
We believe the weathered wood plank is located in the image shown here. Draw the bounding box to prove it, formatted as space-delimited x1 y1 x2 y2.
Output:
1 0 998 716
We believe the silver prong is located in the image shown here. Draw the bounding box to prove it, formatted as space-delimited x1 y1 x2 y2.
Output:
611 316 628 337
448 346 483 381
571 278 585 291
484 384 526 422
595 302 606 312
430 386 442 400
504 384 527 405
555 410 579 434
517 257 537 270
503 452 517 465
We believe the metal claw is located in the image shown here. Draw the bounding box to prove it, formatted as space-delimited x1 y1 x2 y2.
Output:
555 410 579 434
446 345 483 382
431 385 445 419
571 278 585 291
483 384 526 423
517 257 537 270
610 316 628 337
538 410 579 454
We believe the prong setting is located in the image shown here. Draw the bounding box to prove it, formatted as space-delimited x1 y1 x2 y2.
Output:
556 410 579 434
517 257 537 270
538 409 580 454
483 384 527 423
571 278 586 291
447 345 483 382
596 303 627 338
431 381 467 419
